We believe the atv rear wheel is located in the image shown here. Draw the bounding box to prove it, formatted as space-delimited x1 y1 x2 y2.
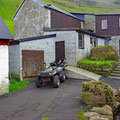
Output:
53 75 60 88
60 71 66 82
65 69 68 79
35 78 42 88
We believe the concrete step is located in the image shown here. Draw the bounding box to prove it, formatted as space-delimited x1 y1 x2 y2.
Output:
66 66 101 81
114 68 120 71
111 73 120 77
112 71 120 74
109 76 120 80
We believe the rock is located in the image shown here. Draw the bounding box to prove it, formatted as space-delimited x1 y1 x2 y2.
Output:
90 106 113 116
84 112 100 118
81 80 117 110
116 89 120 102
103 105 112 112
89 116 109 120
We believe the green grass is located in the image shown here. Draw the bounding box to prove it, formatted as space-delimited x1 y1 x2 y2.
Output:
77 58 117 67
9 74 29 93
0 0 22 36
77 110 88 120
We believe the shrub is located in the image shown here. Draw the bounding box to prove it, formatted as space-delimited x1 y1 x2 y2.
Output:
91 46 118 61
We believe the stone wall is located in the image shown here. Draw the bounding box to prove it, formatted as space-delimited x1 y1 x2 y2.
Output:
14 0 51 40
9 45 20 75
108 36 120 56
0 46 9 95
84 15 95 31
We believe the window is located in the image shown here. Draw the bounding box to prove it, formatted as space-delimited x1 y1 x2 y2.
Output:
90 37 98 48
101 20 107 29
78 33 84 49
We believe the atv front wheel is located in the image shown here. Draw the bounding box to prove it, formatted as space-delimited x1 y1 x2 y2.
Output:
53 75 60 88
35 78 42 88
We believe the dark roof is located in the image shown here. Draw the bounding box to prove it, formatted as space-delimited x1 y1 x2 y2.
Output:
10 34 56 45
13 0 84 21
71 13 85 21
0 16 13 40
71 12 120 16
44 28 110 39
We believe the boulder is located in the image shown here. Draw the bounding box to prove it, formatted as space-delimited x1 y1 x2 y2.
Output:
89 116 108 120
81 80 117 110
91 46 118 61
116 88 120 102
84 105 113 120
90 106 113 116
84 112 100 118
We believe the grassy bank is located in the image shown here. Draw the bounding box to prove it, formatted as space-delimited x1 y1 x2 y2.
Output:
9 74 29 93
77 58 118 77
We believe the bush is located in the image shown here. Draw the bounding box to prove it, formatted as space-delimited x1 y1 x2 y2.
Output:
91 46 118 61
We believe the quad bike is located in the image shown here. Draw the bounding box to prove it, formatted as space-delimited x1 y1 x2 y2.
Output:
35 58 68 88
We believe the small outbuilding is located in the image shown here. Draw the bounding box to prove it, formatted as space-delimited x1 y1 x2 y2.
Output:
0 16 13 95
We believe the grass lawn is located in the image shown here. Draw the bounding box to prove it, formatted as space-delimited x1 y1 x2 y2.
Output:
77 58 117 67
9 74 29 93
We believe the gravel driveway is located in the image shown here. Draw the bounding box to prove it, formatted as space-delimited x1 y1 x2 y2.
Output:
0 79 87 120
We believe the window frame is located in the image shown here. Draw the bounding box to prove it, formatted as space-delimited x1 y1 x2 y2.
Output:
101 19 108 30
90 36 98 48
78 33 84 49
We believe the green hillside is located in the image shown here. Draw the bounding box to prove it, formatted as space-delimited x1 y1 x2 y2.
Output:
1 0 120 36
0 0 22 36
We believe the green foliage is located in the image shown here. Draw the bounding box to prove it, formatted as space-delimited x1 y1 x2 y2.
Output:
77 58 117 67
0 0 22 35
9 74 28 93
77 110 88 120
77 58 118 77
91 46 118 61
10 74 20 81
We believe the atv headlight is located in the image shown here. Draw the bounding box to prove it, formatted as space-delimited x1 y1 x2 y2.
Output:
49 72 52 75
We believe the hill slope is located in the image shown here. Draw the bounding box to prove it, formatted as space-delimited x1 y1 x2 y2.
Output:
0 0 21 36
1 0 120 36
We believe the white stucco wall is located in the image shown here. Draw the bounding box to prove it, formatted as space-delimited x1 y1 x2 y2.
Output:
0 46 9 95
108 36 120 56
44 31 77 65
98 38 105 46
9 45 20 75
76 34 91 61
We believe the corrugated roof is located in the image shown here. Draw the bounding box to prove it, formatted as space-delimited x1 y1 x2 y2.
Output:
13 0 84 21
0 16 13 40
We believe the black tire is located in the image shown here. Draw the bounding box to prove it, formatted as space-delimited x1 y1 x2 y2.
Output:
65 69 68 79
60 71 66 82
35 78 42 88
53 75 60 88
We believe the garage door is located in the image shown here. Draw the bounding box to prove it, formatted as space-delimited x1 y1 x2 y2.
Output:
55 41 65 60
22 50 44 80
